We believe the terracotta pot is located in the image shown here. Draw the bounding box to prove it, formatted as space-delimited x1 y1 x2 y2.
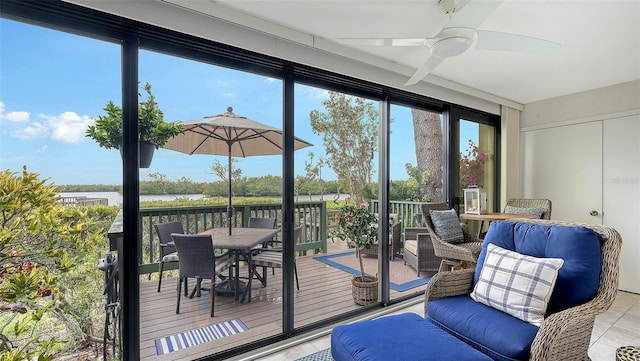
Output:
351 275 378 306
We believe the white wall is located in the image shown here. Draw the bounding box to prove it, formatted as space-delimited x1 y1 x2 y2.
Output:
521 80 640 128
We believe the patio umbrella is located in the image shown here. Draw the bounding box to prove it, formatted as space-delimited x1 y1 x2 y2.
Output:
163 107 313 235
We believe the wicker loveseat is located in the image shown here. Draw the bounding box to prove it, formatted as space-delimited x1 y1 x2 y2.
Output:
423 218 622 361
331 218 621 361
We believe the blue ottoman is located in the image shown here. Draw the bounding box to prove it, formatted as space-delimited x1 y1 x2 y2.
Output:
331 313 492 361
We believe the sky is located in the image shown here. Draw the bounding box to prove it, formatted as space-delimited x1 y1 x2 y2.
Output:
0 18 478 186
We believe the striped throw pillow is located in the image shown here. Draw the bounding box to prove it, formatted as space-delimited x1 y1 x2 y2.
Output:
471 243 564 326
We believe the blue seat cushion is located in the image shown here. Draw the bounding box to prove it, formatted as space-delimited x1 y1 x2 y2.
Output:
331 312 492 361
476 221 602 314
427 295 540 361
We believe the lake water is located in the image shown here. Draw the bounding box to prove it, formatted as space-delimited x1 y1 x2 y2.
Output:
58 192 346 206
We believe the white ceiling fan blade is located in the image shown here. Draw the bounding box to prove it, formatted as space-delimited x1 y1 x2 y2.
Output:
447 0 503 29
475 30 561 55
405 54 446 86
338 38 427 46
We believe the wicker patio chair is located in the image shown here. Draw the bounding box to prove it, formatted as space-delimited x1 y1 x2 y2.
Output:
171 233 234 317
153 221 184 292
403 227 441 276
361 214 402 260
251 225 302 290
505 198 552 219
423 218 622 360
248 216 277 247
421 203 483 272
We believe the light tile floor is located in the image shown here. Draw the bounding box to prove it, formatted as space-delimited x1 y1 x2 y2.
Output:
249 290 639 361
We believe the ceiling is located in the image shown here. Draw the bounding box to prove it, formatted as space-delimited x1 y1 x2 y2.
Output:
161 0 640 105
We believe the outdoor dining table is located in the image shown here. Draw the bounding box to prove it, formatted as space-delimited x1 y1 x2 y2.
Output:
459 212 537 238
199 227 280 303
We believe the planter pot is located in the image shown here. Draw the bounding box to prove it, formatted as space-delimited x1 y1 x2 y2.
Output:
351 275 378 306
119 141 156 168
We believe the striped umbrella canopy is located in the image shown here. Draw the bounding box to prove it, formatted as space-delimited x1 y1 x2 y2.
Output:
163 107 313 234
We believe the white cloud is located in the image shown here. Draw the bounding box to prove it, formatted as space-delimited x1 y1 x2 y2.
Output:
223 92 235 98
36 145 48 154
5 102 95 144
0 101 31 123
41 112 94 144
264 77 279 84
13 121 49 140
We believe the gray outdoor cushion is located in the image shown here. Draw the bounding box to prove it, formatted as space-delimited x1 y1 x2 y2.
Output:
504 205 545 219
429 209 465 244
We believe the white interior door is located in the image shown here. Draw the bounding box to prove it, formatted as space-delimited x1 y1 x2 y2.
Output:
521 121 603 223
603 115 640 293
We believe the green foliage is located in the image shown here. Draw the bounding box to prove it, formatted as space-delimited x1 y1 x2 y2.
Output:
85 82 184 150
0 167 110 358
331 198 377 281
310 92 378 204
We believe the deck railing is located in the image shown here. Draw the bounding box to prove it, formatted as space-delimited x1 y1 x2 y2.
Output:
129 201 327 275
370 200 426 228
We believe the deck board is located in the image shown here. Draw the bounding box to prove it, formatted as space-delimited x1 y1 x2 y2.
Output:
139 249 429 360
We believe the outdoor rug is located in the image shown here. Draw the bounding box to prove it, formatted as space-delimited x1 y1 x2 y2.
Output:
154 318 248 355
294 348 333 361
313 251 432 291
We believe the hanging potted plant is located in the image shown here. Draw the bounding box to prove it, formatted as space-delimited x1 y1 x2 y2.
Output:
85 82 183 168
332 198 379 305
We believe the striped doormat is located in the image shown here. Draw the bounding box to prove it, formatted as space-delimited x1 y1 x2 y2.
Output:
154 318 248 355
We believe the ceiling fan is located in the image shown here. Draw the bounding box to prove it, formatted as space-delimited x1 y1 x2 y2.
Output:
338 0 561 86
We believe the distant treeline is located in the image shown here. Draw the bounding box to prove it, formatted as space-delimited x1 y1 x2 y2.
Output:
57 176 418 200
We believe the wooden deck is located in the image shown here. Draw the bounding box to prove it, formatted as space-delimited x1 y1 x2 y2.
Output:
140 248 429 360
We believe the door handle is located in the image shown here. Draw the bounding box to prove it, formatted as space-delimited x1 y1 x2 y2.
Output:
589 210 599 216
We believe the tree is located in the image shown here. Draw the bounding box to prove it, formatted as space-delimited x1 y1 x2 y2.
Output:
147 172 169 194
0 167 101 358
210 159 242 197
310 92 378 204
411 109 443 202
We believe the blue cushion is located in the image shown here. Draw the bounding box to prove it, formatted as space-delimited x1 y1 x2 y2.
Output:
476 221 602 314
428 295 540 361
331 313 492 361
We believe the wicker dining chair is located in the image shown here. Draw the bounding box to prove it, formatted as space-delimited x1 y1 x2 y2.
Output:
248 216 278 248
153 221 184 292
505 198 552 220
171 233 234 317
420 203 483 272
251 225 302 290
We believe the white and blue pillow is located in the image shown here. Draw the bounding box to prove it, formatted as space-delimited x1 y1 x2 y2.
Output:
470 243 564 326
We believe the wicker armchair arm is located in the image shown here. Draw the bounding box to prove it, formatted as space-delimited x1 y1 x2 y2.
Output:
423 268 475 304
530 293 614 360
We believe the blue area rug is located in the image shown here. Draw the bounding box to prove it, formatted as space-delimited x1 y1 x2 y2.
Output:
313 251 431 292
154 318 248 355
294 348 333 361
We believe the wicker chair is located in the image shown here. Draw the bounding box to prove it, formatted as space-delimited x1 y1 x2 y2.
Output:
251 225 302 290
423 219 622 360
403 227 441 276
171 233 234 317
361 214 402 260
153 221 184 292
505 198 552 219
421 203 483 272
248 216 277 248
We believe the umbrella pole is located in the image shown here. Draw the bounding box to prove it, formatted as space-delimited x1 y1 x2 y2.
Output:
228 144 233 236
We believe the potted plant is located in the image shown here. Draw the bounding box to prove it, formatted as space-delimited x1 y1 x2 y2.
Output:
332 198 379 305
85 82 183 168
